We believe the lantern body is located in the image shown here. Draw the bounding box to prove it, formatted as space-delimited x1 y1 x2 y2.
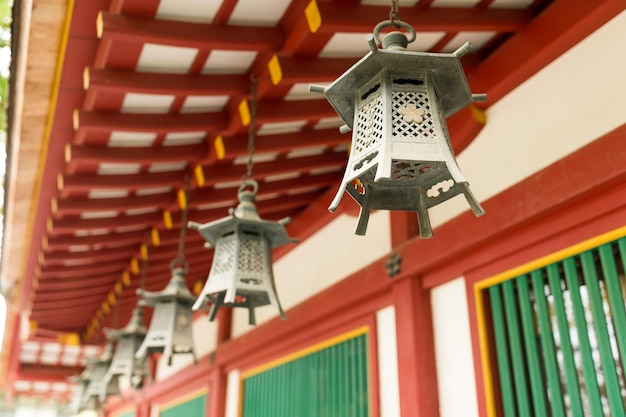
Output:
82 350 120 403
189 180 297 325
135 268 197 366
312 35 485 237
68 376 90 415
104 307 150 390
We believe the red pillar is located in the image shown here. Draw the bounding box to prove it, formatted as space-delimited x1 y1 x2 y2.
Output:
390 212 439 417
207 309 232 417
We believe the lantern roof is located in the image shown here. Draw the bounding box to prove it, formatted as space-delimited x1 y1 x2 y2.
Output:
189 180 298 249
316 36 475 130
104 306 147 340
136 268 196 305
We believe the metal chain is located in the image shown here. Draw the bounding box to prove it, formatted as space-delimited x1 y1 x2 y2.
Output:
245 77 258 179
390 0 401 27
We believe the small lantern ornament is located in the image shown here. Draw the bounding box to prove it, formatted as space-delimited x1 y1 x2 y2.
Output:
134 260 197 366
310 17 486 237
82 342 120 403
68 375 92 415
103 305 151 390
189 179 297 325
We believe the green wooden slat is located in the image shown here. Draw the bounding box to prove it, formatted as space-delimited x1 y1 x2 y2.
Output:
580 251 625 416
489 286 517 417
563 257 603 413
243 334 369 417
502 280 531 416
605 243 626 373
531 269 566 417
546 264 583 416
516 275 548 416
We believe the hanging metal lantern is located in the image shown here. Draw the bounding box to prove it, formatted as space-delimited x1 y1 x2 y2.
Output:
134 260 197 366
310 19 486 237
81 342 120 404
103 305 151 390
189 179 297 325
68 374 92 415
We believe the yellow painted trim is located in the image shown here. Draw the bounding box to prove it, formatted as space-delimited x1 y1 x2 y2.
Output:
122 270 131 286
130 257 139 275
151 227 161 246
20 0 75 307
114 281 123 295
473 225 626 417
177 188 187 210
108 291 116 306
213 135 225 161
238 99 250 126
305 0 322 33
163 209 173 230
158 388 207 414
194 163 206 187
267 55 282 86
470 104 487 125
241 325 369 379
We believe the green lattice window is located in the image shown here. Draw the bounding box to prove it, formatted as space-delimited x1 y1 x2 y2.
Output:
241 329 371 417
485 237 626 416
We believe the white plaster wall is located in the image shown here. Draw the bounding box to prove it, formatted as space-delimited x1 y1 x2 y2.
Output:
430 9 626 227
224 370 241 417
431 277 479 417
231 211 391 337
376 306 401 417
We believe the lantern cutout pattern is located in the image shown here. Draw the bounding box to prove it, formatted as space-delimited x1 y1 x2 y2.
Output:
134 261 197 366
189 179 297 325
310 20 486 237
103 305 151 390
80 343 120 405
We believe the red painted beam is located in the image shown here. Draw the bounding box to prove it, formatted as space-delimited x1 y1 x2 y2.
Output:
52 191 177 216
44 229 146 251
315 3 531 33
85 67 250 96
47 212 162 234
41 243 144 266
73 110 228 136
97 12 284 51
59 170 185 193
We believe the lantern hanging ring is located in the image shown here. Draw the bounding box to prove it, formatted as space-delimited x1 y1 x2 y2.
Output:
238 178 259 197
373 19 417 44
169 257 189 274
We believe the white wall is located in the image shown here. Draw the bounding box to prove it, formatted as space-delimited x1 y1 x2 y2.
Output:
431 277 479 417
231 211 391 337
430 9 626 228
376 306 401 417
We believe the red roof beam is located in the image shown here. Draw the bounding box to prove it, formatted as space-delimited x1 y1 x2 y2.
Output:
52 191 177 217
84 67 250 96
97 12 285 51
314 3 531 34
47 212 162 234
43 229 147 251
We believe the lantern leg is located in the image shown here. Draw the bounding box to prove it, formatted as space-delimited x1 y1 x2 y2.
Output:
459 182 486 217
416 190 433 238
247 306 256 326
328 183 347 213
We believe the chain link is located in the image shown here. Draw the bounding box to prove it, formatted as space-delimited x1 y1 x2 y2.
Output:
246 77 258 179
390 0 401 28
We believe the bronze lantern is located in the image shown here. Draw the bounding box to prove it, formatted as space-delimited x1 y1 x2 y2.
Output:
189 179 297 325
103 305 151 390
310 21 486 237
134 261 197 366
81 343 120 404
